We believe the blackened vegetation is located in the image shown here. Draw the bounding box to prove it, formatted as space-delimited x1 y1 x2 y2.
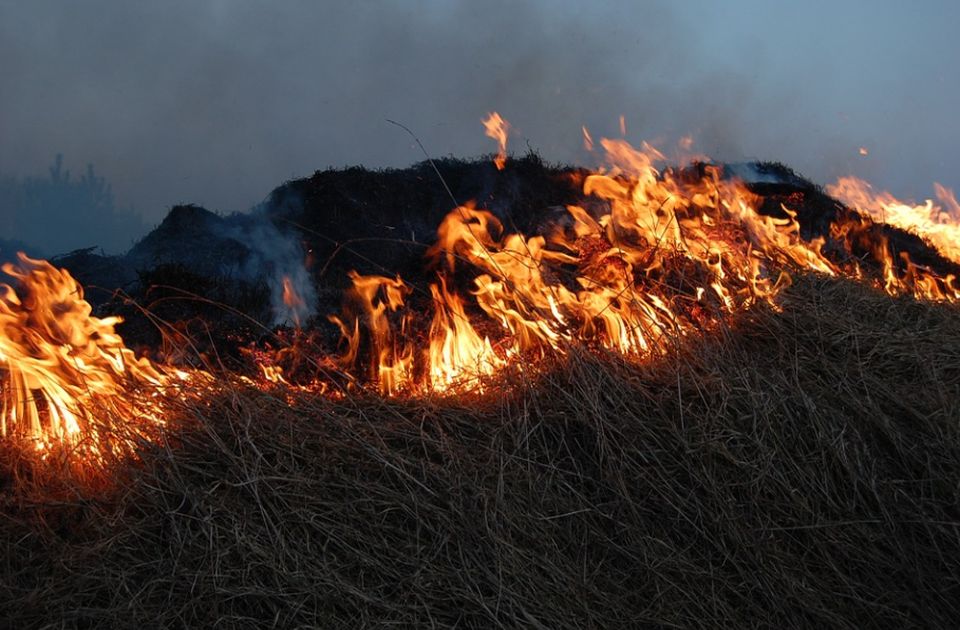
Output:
267 152 585 290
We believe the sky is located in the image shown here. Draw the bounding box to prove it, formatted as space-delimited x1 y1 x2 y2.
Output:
1 0 957 253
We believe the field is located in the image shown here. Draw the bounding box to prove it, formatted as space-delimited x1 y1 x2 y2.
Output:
2 274 958 628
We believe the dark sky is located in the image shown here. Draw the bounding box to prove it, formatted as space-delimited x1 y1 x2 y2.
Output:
1 0 957 252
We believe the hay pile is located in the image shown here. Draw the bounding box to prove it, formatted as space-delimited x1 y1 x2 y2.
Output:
2 274 959 628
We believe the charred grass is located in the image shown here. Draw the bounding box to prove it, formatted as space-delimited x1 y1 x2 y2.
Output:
2 275 960 628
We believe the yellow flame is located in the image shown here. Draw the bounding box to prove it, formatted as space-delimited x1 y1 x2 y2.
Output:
8 125 960 460
325 135 960 395
330 137 959 395
828 176 960 265
282 275 305 328
482 112 509 170
0 254 187 456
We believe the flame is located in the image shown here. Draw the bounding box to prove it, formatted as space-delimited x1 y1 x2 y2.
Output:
483 112 509 170
282 275 305 328
828 176 960 265
260 364 289 385
6 120 960 469
0 254 189 456
332 137 957 395
582 126 594 152
324 135 960 395
858 146 869 156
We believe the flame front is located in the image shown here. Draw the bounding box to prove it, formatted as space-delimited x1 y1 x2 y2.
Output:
5 113 960 466
828 176 960 265
327 120 960 395
0 254 184 456
329 141 833 393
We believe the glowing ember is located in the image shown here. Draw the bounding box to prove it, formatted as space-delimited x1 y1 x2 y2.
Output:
482 111 509 170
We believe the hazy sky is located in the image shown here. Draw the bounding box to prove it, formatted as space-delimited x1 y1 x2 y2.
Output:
1 0 957 245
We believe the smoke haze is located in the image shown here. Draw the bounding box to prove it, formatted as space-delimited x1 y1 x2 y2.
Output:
1 0 957 254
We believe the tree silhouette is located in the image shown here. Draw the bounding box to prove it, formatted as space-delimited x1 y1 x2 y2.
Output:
0 155 145 255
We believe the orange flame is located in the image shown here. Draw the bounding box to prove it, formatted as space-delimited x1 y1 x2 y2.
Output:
282 275 305 328
582 126 594 152
6 121 960 469
828 176 960 265
331 138 921 395
483 112 509 170
324 134 960 395
0 254 189 456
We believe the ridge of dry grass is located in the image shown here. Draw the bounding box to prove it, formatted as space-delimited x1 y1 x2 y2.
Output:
2 275 960 628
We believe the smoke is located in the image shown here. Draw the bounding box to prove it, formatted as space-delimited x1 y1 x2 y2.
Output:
1 0 957 249
214 216 316 327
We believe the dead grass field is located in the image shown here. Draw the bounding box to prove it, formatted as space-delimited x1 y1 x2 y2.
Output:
2 275 959 628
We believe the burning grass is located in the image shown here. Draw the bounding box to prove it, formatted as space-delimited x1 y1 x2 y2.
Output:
1 274 959 628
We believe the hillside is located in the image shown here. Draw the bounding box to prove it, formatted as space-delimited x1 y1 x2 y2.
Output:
1 274 958 628
2 152 959 628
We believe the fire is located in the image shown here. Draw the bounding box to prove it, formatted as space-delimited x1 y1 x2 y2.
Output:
325 116 960 395
0 254 190 457
828 176 960 265
282 275 305 328
4 112 960 466
326 137 830 393
482 111 509 170
582 126 594 152
858 147 869 156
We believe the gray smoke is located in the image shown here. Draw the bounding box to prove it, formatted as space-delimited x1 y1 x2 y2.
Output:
1 0 957 256
215 217 316 327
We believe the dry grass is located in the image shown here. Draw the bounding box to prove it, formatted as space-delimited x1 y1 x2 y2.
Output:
2 274 960 628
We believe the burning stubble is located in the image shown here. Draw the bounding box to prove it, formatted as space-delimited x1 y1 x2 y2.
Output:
2 114 960 461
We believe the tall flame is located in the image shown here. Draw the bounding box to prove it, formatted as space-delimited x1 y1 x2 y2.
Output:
483 111 509 170
324 116 960 395
332 135 959 395
0 254 185 455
